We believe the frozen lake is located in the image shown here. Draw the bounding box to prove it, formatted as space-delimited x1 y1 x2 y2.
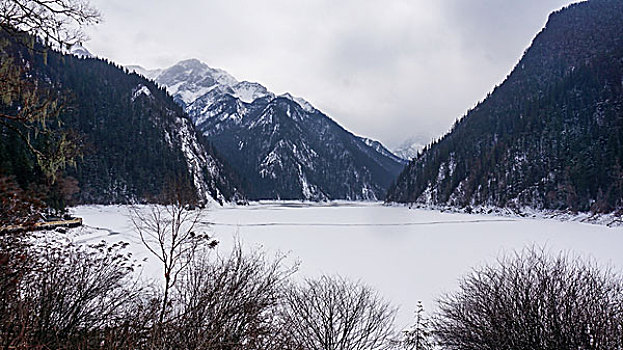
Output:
71 202 623 329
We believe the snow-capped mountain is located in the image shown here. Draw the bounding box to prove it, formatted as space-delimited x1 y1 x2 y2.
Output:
69 43 93 58
127 65 162 80
136 58 405 200
358 137 408 165
393 137 429 161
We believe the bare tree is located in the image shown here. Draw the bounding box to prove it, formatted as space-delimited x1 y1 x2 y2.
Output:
0 0 100 49
435 246 623 350
130 180 217 324
279 275 397 350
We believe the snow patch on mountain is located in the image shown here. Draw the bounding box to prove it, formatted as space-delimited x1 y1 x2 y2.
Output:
174 116 224 204
233 81 274 103
279 93 316 113
359 185 378 201
169 82 220 106
358 136 407 165
297 163 327 201
131 84 153 102
259 148 282 179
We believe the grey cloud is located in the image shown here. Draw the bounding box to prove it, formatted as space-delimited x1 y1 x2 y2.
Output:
86 0 579 149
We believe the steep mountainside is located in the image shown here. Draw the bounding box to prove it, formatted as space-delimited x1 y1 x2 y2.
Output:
358 137 408 165
387 0 623 213
134 59 405 200
1 39 244 204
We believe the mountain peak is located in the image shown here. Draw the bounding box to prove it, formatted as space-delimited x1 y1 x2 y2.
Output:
152 59 239 105
160 59 237 85
126 59 318 111
278 93 316 113
178 58 203 66
174 58 212 71
69 43 93 58
393 136 429 161
127 65 163 80
233 81 274 103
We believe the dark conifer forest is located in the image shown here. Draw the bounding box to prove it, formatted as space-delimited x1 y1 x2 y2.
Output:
387 0 623 213
0 35 243 206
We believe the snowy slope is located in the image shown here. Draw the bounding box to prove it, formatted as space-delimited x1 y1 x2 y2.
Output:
169 114 245 205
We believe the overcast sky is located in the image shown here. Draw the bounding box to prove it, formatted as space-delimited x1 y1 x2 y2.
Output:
85 0 579 149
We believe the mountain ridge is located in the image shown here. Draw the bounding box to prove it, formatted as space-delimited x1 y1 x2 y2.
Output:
132 58 405 201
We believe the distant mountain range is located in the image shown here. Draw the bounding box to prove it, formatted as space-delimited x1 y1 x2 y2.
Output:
387 0 623 213
131 59 405 200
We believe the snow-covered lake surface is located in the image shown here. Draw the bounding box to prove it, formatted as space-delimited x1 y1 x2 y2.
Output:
70 202 623 329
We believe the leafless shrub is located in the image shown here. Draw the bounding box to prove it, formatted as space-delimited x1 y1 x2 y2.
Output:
435 247 623 350
0 238 140 349
101 286 163 350
157 243 296 350
279 275 397 350
0 175 46 229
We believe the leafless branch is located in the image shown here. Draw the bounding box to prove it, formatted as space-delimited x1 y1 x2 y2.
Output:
0 0 100 49
130 179 216 325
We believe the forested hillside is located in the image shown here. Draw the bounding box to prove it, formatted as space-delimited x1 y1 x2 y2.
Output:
0 36 244 205
387 0 623 213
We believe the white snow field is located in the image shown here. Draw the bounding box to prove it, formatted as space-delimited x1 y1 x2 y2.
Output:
70 202 623 329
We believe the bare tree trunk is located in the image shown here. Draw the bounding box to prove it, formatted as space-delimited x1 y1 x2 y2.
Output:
130 179 217 330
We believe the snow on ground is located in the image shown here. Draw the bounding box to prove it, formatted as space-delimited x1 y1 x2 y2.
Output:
69 202 623 329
